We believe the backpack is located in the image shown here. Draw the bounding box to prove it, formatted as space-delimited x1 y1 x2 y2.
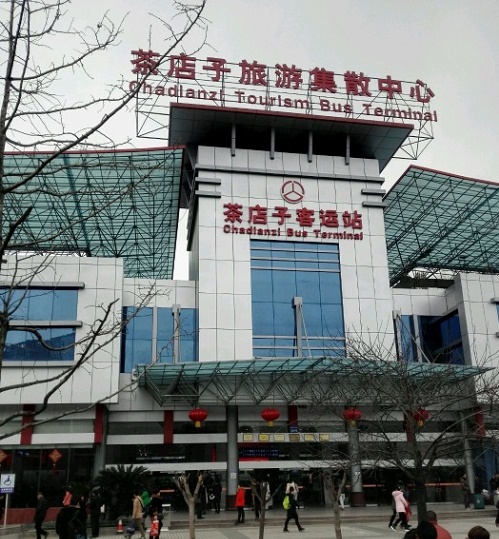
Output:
68 513 86 539
283 495 291 510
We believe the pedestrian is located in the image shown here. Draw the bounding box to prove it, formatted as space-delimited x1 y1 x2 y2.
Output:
149 515 159 539
78 494 88 532
388 491 397 530
263 480 273 510
149 490 163 536
56 495 83 539
252 480 262 519
389 485 410 531
197 481 206 519
132 492 146 539
467 526 490 539
333 477 345 510
212 476 222 514
235 485 246 524
141 489 151 529
415 521 437 539
426 510 452 539
460 474 472 509
141 489 151 510
283 487 304 532
88 490 103 538
496 496 499 527
34 491 49 539
285 479 299 502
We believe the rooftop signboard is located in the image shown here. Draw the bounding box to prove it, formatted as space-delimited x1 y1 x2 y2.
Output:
131 51 437 160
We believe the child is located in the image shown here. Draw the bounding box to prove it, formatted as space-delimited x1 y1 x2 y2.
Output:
149 515 159 539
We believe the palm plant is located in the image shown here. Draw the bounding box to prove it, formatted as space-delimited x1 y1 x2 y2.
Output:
94 464 151 519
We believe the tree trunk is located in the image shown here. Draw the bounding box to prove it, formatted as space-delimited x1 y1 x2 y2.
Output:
258 503 266 539
414 477 428 524
188 499 196 539
333 504 343 539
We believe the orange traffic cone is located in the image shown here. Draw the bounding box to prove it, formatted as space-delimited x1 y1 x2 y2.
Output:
117 519 123 533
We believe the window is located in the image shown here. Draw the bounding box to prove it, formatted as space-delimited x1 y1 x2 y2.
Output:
396 310 464 365
1 288 79 362
419 311 464 365
397 315 418 362
251 241 345 358
1 288 77 320
121 306 198 373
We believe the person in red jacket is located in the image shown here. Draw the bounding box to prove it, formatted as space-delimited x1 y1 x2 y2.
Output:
427 510 452 539
235 485 246 525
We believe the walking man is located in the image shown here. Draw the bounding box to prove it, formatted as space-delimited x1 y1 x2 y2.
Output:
283 487 304 533
34 491 49 539
132 492 146 539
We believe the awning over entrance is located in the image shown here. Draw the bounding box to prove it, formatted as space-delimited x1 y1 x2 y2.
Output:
136 357 483 407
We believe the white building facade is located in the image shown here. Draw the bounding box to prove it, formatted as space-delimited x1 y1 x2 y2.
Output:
1 106 499 511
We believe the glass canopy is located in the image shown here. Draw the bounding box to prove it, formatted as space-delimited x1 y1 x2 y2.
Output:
3 148 183 279
136 357 483 407
384 166 499 286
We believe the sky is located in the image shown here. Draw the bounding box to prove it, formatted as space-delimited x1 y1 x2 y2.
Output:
100 0 499 183
47 0 499 277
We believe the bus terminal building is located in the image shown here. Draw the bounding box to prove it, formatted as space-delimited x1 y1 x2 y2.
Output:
1 56 499 511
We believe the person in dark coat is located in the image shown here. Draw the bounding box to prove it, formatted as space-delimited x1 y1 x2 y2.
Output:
56 495 81 539
212 476 222 514
283 487 304 532
88 490 103 538
34 491 49 539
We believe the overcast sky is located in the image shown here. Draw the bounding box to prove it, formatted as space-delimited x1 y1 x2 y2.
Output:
67 0 499 277
100 0 499 183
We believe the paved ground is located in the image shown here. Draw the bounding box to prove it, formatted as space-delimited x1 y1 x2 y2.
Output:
2 503 496 539
148 516 497 539
117 503 497 539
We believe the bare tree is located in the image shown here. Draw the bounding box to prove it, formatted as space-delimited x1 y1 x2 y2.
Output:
0 0 207 438
310 333 499 523
323 468 348 539
174 471 204 539
248 478 269 539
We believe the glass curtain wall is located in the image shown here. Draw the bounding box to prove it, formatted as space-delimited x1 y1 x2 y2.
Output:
250 241 345 358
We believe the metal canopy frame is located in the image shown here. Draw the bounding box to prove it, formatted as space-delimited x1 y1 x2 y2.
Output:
3 148 183 279
136 357 482 407
384 166 499 286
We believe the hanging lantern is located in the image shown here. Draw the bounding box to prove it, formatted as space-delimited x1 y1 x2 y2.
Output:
342 407 362 426
48 448 62 475
261 408 280 427
189 408 208 428
413 408 430 428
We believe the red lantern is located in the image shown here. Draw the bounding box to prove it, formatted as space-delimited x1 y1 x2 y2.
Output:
342 407 362 425
48 449 62 475
413 408 430 428
189 408 208 428
261 408 280 427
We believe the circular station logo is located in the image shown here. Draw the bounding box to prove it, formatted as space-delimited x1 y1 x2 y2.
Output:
281 180 305 204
